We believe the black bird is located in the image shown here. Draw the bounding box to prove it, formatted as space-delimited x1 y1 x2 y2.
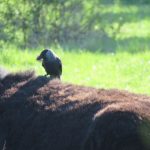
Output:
37 49 62 79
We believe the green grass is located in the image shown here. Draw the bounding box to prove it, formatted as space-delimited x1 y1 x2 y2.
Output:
1 48 150 95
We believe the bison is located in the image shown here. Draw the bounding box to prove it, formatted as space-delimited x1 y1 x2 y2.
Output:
0 68 150 150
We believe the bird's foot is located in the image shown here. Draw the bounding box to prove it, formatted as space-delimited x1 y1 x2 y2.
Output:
44 74 48 77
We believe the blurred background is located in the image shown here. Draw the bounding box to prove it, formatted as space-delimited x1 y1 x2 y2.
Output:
0 0 150 94
0 0 150 52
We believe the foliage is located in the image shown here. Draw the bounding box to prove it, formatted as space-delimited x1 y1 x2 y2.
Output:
1 1 150 52
0 0 102 49
100 0 150 5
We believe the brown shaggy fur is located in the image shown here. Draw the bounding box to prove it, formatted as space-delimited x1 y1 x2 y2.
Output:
0 69 150 150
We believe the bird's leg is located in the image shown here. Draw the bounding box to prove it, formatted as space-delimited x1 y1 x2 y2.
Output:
44 74 48 77
55 75 61 80
50 75 53 80
58 76 61 80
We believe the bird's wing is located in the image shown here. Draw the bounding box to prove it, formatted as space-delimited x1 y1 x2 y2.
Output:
42 61 45 67
56 57 62 75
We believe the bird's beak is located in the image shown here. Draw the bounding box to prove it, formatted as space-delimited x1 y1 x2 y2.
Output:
36 55 42 61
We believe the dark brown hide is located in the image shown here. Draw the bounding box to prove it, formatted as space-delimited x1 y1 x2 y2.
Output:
0 70 150 150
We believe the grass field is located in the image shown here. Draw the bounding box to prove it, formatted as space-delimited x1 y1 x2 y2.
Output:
1 49 150 95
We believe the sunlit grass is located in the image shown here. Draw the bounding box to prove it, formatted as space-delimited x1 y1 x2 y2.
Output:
100 4 150 39
100 4 139 14
1 48 150 95
118 20 150 39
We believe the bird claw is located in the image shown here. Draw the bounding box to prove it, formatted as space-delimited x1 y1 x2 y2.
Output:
44 74 48 77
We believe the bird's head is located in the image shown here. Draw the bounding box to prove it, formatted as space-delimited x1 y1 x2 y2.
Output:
37 49 55 61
